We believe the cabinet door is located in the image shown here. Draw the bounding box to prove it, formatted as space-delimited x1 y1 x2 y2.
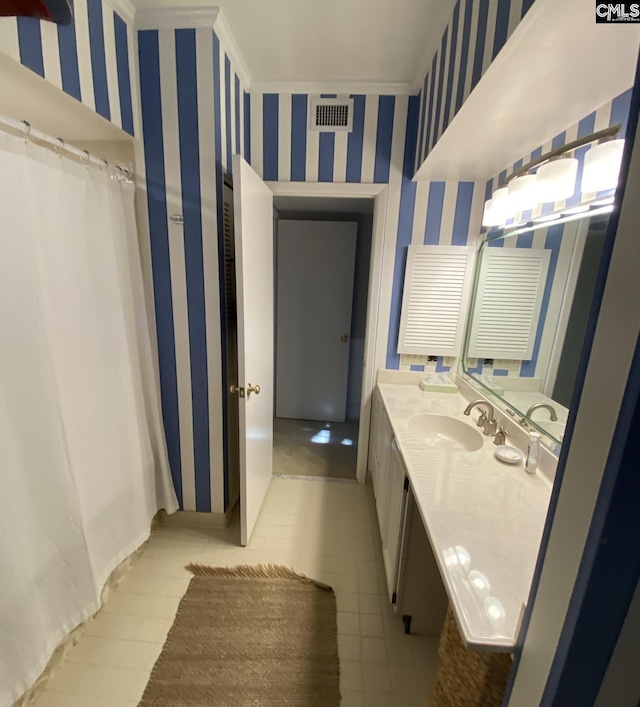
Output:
369 389 392 502
382 438 409 601
374 412 393 540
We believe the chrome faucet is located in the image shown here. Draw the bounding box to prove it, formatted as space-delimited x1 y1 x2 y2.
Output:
525 403 558 421
463 400 497 436
494 426 511 446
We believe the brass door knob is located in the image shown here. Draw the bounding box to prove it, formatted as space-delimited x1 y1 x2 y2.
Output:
229 384 245 398
246 383 261 398
341 335 349 342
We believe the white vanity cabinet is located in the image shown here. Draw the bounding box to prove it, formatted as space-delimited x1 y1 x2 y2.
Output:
369 390 409 603
368 388 393 501
381 438 409 601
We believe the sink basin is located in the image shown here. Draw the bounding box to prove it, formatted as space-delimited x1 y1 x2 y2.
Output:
406 414 484 452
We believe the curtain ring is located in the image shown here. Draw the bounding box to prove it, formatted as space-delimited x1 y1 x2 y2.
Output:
55 137 65 158
21 120 31 144
82 150 90 169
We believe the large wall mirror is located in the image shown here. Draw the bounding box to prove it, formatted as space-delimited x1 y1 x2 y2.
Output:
462 209 611 450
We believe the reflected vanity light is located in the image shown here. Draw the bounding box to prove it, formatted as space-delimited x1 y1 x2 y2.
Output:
592 196 616 206
311 429 331 444
484 597 506 631
456 545 471 569
469 570 491 596
562 204 591 216
483 124 623 229
443 546 471 571
533 213 562 223
486 203 614 241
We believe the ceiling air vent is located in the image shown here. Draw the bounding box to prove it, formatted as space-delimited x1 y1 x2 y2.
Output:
309 97 354 132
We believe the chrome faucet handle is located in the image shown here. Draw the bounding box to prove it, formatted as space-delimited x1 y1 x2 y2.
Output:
476 411 487 428
483 418 498 436
494 426 511 445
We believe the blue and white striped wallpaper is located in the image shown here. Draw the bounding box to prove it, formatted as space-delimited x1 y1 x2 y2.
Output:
0 0 136 135
251 91 487 377
471 88 633 381
250 92 403 185
138 25 250 513
414 0 536 172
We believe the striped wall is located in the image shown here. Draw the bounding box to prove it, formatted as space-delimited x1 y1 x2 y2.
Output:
0 0 137 135
386 179 486 373
414 0 537 172
469 87 634 382
251 92 487 378
252 90 415 384
138 24 250 513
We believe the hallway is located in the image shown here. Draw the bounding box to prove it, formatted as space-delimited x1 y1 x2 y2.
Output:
273 418 359 480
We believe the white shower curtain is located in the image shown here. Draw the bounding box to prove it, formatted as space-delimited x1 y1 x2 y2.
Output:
0 131 178 705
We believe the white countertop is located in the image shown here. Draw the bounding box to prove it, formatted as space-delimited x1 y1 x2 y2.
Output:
377 382 553 651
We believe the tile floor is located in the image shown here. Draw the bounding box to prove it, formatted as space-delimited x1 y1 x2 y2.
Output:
33 478 438 707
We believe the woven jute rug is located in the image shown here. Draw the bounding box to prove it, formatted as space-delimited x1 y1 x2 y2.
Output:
138 564 341 707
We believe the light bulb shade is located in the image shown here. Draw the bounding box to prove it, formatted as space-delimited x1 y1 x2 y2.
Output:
491 187 511 223
581 139 625 193
482 198 499 227
507 174 539 212
536 158 579 202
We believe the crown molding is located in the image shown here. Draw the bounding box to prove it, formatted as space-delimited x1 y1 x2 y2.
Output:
105 0 136 25
213 9 252 89
251 80 416 96
134 6 220 31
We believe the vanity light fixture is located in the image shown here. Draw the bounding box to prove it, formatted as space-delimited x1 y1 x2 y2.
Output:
533 213 562 223
581 138 625 192
592 196 616 206
482 124 623 229
481 198 500 227
485 202 615 242
536 156 579 202
490 187 511 224
507 174 539 212
562 204 591 216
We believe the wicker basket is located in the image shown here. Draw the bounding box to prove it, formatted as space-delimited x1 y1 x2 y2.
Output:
429 606 512 706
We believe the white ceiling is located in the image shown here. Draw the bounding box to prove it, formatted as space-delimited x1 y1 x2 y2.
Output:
131 0 456 90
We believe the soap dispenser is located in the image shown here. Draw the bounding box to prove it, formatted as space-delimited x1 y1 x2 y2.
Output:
525 431 541 474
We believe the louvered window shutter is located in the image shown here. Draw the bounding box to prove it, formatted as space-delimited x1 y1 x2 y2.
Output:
467 247 551 360
397 245 475 356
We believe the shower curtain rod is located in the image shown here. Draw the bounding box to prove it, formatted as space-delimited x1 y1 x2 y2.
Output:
0 112 133 180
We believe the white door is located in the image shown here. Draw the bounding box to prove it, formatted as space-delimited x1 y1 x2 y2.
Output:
275 220 357 421
232 155 274 546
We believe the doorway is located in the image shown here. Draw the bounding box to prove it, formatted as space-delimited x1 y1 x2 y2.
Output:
272 197 374 480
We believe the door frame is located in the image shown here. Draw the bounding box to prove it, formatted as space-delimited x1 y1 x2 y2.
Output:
267 181 389 485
